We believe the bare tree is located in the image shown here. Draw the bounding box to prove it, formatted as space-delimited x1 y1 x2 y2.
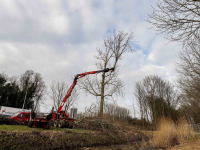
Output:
176 39 200 123
134 75 179 125
78 30 134 117
134 81 147 121
83 103 99 117
104 102 131 122
50 81 79 112
104 103 116 117
80 101 131 122
19 70 46 110
148 0 200 44
31 73 47 111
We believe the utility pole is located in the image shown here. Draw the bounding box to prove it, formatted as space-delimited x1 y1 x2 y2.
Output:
22 73 33 109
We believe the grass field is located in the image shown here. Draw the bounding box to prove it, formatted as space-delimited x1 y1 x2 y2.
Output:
0 125 89 132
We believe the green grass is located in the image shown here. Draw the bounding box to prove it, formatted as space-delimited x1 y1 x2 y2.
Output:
0 125 90 132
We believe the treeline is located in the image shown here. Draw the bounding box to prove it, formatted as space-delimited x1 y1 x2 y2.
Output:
0 70 46 110
135 0 200 126
134 75 180 126
134 39 200 126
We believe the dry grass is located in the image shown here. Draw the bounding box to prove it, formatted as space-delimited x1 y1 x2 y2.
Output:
153 118 195 148
176 119 195 141
0 129 147 149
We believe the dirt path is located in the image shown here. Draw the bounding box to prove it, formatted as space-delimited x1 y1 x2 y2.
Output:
168 139 200 150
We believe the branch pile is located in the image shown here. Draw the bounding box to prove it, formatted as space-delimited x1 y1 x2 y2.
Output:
74 117 122 133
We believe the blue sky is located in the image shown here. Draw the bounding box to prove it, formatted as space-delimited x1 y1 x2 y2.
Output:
0 0 182 116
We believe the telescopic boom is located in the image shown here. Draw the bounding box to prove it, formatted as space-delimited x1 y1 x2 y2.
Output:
57 67 114 113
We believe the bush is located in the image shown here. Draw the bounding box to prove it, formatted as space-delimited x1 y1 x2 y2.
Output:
0 117 23 125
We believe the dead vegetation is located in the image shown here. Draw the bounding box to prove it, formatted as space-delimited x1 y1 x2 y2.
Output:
0 117 149 149
0 117 24 125
152 118 195 148
74 117 122 133
0 130 148 149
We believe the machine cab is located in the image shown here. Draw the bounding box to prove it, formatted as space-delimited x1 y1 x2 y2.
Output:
9 111 30 124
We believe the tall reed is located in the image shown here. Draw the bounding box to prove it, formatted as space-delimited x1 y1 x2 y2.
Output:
153 117 195 148
177 118 195 141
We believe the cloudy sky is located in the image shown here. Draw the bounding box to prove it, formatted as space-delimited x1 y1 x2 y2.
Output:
0 0 182 115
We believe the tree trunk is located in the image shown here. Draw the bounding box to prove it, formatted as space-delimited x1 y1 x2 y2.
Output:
99 72 105 117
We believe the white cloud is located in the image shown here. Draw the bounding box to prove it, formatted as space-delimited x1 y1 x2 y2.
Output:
0 1 23 34
147 38 181 64
0 42 80 86
0 0 70 44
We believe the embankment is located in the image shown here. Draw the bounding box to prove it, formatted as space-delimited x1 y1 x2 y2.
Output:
0 129 148 150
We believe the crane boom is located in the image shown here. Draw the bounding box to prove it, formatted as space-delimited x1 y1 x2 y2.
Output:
57 67 114 113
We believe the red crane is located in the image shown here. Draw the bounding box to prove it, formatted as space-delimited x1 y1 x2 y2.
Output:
57 67 115 113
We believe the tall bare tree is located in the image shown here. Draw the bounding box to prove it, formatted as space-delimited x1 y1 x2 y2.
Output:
50 81 79 112
148 0 200 44
78 31 134 117
176 39 200 123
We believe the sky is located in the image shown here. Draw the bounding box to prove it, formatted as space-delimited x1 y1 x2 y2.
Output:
0 0 183 116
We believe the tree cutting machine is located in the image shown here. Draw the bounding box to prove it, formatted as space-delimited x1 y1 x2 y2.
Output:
28 67 114 129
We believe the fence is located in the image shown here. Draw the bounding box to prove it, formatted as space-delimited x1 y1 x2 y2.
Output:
192 124 200 132
186 124 200 133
